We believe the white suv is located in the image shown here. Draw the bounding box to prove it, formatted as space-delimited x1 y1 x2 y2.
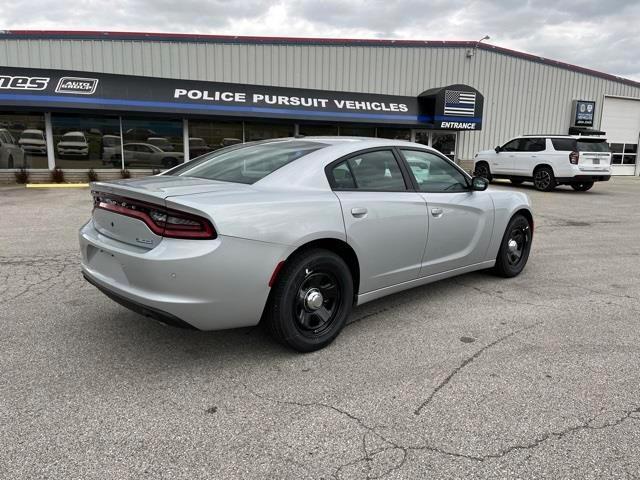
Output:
474 135 612 191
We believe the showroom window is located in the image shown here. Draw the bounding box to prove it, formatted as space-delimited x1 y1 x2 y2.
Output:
340 126 376 137
298 124 339 136
610 143 637 165
377 128 411 140
51 114 121 169
121 117 183 169
244 122 294 142
0 112 48 169
188 119 243 159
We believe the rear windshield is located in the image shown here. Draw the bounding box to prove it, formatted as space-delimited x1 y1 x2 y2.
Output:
551 138 610 152
577 140 610 152
167 140 326 184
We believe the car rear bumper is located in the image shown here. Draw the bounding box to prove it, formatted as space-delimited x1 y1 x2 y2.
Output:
557 175 611 183
79 220 288 330
83 271 197 329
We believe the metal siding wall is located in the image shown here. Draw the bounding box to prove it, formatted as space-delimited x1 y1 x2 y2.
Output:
1 38 640 159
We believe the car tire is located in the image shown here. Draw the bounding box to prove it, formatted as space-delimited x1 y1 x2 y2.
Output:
474 161 492 181
571 182 594 192
510 179 524 185
266 248 353 352
533 166 556 191
493 214 533 278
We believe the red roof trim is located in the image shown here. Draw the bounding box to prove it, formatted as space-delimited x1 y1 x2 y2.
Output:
2 30 639 89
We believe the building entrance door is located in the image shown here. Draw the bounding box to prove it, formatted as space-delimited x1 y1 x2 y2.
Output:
412 130 458 161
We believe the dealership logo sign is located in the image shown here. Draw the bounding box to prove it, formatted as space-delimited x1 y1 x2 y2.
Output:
55 77 99 95
0 75 49 90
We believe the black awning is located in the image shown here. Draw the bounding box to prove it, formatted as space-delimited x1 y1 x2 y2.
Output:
418 84 484 130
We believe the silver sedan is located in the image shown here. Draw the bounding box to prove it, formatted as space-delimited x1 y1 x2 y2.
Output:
79 137 533 352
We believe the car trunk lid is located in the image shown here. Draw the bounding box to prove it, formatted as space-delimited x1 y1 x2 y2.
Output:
91 176 250 247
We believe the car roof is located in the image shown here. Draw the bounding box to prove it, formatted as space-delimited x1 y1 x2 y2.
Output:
520 134 607 139
62 131 85 136
22 129 43 133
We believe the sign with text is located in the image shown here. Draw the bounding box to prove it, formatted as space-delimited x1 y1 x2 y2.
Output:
0 67 484 130
572 100 596 127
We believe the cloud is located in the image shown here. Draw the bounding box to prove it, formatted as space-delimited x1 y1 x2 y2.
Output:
1 0 639 81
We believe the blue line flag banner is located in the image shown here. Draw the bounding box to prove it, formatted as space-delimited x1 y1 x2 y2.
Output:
444 90 476 116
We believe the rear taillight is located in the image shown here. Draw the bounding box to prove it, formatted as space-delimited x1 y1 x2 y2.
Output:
569 151 579 165
92 191 216 240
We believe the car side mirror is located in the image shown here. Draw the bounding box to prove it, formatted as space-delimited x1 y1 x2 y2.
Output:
494 146 501 153
471 176 489 191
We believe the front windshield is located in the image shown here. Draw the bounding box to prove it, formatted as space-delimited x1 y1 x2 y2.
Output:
166 140 327 184
21 132 43 140
62 135 85 143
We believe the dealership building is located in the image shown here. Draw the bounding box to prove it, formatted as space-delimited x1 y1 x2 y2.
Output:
1 30 639 182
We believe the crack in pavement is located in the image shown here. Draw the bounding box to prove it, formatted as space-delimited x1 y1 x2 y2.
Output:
414 321 543 416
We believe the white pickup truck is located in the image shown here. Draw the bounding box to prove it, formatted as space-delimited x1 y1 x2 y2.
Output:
474 135 611 191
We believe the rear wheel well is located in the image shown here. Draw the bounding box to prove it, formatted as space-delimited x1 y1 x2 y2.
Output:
280 239 360 301
533 163 554 174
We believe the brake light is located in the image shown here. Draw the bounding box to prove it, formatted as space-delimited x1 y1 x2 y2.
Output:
569 151 579 165
92 191 216 240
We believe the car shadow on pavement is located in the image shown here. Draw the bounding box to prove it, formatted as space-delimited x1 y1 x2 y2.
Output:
79 269 493 369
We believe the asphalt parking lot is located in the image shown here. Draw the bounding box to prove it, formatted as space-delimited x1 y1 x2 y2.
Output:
2 177 640 479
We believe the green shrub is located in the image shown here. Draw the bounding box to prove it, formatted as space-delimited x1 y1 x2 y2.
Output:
50 168 65 183
15 168 29 184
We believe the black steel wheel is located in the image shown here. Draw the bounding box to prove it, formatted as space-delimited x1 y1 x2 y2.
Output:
533 166 556 191
571 182 594 192
493 214 533 277
474 162 492 181
266 248 353 352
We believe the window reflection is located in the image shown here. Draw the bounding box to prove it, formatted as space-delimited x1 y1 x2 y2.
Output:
339 126 375 137
0 112 48 169
188 119 243 158
244 122 294 142
298 124 339 136
121 117 183 169
52 114 121 169
377 128 411 140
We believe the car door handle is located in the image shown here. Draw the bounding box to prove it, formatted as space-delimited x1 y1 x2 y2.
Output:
351 207 368 217
531 155 537 158
431 208 444 218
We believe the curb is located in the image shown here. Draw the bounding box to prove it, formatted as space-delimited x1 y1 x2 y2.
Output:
26 183 90 188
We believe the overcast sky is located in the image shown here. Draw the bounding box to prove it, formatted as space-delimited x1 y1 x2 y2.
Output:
3 0 639 81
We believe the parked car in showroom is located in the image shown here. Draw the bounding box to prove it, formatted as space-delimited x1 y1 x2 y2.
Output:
119 142 184 168
101 134 121 164
0 128 24 168
147 137 176 152
18 129 47 156
188 137 213 158
80 137 533 352
474 135 611 191
56 131 90 159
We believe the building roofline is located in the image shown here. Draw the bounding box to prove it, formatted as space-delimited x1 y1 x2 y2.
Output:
1 30 639 89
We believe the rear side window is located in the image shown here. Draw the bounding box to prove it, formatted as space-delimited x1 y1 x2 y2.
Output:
551 138 577 151
169 140 326 184
521 138 546 152
329 150 406 191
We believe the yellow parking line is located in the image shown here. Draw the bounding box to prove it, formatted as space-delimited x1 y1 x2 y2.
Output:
26 183 90 188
